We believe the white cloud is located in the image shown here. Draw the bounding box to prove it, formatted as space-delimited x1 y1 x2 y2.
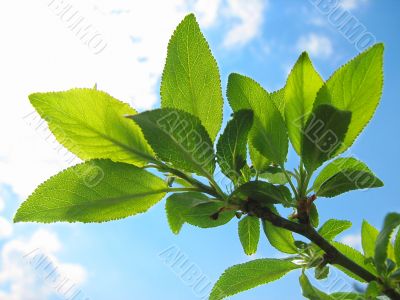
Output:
0 218 13 239
0 0 266 198
339 0 368 10
296 33 333 59
223 0 267 48
0 191 87 300
340 234 362 250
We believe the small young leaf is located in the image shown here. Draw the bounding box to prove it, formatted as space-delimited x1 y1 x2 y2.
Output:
365 281 382 298
130 108 215 177
361 220 380 258
331 242 377 282
395 229 400 265
14 160 167 223
210 259 300 300
302 102 352 173
217 110 254 183
227 73 288 164
284 52 324 155
310 203 319 228
249 147 270 172
230 181 288 206
313 158 383 196
258 166 288 185
29 89 154 166
299 272 334 300
238 216 260 255
318 219 352 241
161 14 223 141
263 219 297 254
165 192 208 234
315 43 384 154
374 213 400 274
315 265 330 280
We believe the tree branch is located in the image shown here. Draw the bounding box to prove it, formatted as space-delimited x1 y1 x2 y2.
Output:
242 199 400 300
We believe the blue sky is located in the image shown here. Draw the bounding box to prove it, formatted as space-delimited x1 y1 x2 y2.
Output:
0 0 399 299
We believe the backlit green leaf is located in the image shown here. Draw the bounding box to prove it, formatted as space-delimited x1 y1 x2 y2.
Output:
160 14 223 141
259 166 288 185
217 110 253 183
270 88 285 117
284 52 324 155
310 203 319 228
130 108 215 177
375 213 400 274
395 229 400 265
210 259 300 300
263 219 297 254
14 160 167 223
302 102 352 172
313 157 383 195
184 201 234 228
29 89 154 166
361 220 379 258
227 73 288 164
165 192 208 234
318 219 352 241
299 272 333 300
315 44 384 154
238 216 260 255
230 181 288 206
330 292 365 300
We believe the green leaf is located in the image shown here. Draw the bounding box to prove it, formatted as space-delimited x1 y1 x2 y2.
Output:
160 14 223 141
395 229 400 265
14 160 167 223
313 158 383 197
318 219 352 241
130 108 215 177
227 73 288 164
302 102 352 173
315 43 384 154
259 166 288 185
184 201 235 228
210 259 300 300
284 52 324 155
375 213 400 274
299 272 334 300
230 181 288 206
217 110 254 183
315 265 329 280
317 170 383 198
249 147 270 172
331 242 377 282
262 211 297 254
165 192 208 234
29 89 154 166
330 292 365 300
270 88 285 117
238 216 260 255
365 281 382 298
361 220 380 258
310 203 319 228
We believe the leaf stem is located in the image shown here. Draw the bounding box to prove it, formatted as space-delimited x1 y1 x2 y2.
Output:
166 187 204 193
149 161 220 198
280 164 299 200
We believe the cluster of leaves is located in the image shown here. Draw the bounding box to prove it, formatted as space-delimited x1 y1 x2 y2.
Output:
14 14 399 299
